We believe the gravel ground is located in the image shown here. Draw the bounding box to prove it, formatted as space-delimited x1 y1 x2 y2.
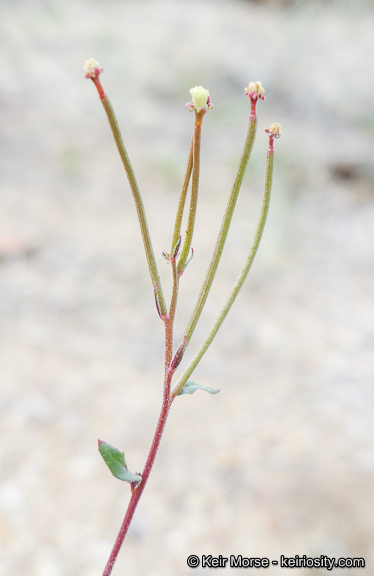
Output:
0 1 374 575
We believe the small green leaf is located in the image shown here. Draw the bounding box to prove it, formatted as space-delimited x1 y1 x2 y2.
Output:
178 381 219 396
98 440 142 484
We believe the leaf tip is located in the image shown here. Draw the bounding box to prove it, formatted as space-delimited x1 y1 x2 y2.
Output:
178 380 219 396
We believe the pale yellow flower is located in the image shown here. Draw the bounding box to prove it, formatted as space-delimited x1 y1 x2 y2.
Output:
266 123 281 137
187 86 213 113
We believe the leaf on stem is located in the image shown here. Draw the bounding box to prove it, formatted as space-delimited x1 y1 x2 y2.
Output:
98 440 142 484
177 381 219 396
178 248 194 277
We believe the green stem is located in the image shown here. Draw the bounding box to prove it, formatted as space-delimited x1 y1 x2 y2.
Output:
182 111 257 346
160 132 194 365
164 258 180 369
171 134 194 254
172 143 274 397
92 76 167 317
177 113 203 275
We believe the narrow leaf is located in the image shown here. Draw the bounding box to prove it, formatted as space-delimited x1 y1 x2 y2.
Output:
98 440 142 484
178 381 219 396
179 247 194 276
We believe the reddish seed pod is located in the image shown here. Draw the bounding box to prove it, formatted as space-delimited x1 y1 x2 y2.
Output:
172 236 182 259
170 335 187 371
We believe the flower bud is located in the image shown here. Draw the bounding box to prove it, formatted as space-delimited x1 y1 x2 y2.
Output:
244 81 266 101
186 86 214 113
84 58 103 79
265 123 281 138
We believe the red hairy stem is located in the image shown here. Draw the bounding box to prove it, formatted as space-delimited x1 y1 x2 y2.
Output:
102 371 174 576
92 76 106 100
103 275 179 575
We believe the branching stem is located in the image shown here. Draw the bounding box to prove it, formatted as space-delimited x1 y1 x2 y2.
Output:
172 142 274 397
180 110 257 349
87 68 279 576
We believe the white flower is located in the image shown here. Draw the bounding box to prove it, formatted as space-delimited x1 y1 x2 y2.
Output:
84 58 102 79
187 86 213 113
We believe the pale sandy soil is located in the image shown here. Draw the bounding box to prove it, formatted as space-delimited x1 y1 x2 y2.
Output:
0 1 374 575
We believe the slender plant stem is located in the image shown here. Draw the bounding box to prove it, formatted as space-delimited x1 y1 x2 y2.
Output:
164 258 180 369
172 141 274 397
169 260 180 328
102 226 184 576
103 363 175 576
164 131 195 363
91 76 167 317
171 134 194 254
102 266 183 575
177 113 203 275
180 110 258 348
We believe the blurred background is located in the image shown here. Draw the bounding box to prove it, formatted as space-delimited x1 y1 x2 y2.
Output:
0 0 373 574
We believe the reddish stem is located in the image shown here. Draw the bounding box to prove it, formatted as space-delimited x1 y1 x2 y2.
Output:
92 76 106 100
102 372 174 576
103 268 179 575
